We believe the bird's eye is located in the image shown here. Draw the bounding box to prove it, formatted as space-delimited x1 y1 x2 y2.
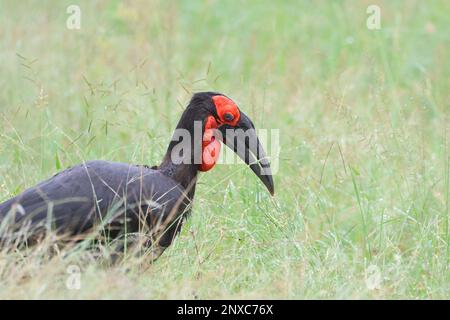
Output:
224 112 234 122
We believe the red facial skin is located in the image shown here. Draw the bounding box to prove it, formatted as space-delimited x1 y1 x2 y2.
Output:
199 96 241 172
212 95 241 126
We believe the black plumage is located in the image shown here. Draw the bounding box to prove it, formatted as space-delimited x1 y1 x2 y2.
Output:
0 92 274 260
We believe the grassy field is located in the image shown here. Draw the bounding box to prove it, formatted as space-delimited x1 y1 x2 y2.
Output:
0 0 448 299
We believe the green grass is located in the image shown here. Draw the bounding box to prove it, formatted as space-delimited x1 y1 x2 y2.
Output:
0 0 449 299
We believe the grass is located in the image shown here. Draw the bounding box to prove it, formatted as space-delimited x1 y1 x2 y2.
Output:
0 0 449 299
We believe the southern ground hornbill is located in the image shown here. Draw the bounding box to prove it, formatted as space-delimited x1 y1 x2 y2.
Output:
0 92 274 260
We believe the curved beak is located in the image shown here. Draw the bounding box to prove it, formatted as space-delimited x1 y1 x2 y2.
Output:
218 112 274 195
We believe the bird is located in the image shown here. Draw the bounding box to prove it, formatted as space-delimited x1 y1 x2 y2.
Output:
0 92 274 261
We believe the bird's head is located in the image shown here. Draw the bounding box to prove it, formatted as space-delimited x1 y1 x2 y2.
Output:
173 92 274 195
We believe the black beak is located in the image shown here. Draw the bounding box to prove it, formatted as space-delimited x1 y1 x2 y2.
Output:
218 112 274 195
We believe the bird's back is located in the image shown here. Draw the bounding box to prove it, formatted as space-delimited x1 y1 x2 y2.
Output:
0 160 190 244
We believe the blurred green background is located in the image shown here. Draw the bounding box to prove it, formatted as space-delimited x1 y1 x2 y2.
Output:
0 0 448 298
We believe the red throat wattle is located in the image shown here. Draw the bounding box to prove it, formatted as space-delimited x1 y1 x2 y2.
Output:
199 116 221 172
199 95 241 172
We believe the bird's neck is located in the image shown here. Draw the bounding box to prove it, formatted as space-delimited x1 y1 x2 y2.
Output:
158 154 199 194
158 115 203 196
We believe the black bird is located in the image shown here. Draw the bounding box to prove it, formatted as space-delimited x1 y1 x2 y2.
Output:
0 92 274 260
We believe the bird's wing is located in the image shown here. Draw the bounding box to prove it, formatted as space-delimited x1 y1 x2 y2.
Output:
0 160 189 240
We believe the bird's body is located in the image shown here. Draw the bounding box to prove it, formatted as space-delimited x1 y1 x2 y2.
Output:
0 161 191 252
0 92 274 261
